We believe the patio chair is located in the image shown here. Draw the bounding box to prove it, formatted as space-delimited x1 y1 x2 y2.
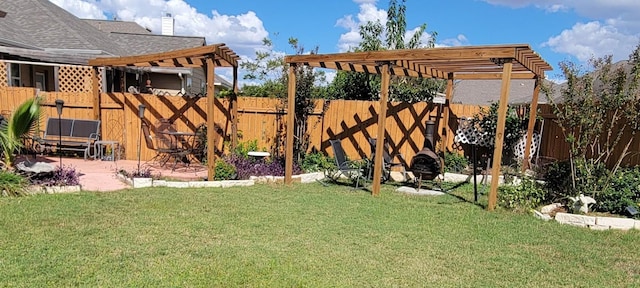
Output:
327 139 368 189
142 122 174 167
367 138 409 183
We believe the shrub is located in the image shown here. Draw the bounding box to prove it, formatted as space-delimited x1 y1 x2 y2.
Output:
444 151 468 173
0 170 27 196
498 177 547 212
214 159 237 180
30 165 80 187
300 152 335 173
593 167 640 215
233 140 261 158
544 159 609 203
224 155 302 180
120 168 153 178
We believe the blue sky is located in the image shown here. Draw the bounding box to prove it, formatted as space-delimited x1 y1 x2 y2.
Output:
51 0 640 83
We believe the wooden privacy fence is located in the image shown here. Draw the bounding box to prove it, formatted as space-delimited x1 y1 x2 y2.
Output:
2 86 640 167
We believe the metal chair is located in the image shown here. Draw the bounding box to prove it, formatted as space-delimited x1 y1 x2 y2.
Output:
142 122 174 167
328 139 368 189
367 138 409 182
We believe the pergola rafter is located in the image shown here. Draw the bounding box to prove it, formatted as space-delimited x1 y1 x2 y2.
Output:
284 44 552 211
88 43 240 181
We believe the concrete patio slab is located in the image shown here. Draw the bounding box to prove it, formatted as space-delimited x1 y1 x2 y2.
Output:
16 154 207 192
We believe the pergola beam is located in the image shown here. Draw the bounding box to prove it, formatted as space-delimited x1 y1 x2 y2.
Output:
284 44 552 203
206 58 216 181
88 44 239 68
284 65 297 184
454 72 536 80
371 63 391 195
89 43 240 182
488 60 514 211
522 77 541 171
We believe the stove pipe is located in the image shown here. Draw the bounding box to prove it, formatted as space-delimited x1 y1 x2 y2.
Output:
424 120 436 151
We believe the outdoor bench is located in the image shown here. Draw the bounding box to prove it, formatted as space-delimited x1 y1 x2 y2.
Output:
33 118 100 160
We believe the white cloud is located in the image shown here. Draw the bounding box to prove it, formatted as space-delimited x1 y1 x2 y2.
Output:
543 21 639 62
50 0 107 19
49 0 269 58
336 0 439 51
335 0 387 51
437 34 469 47
482 0 640 63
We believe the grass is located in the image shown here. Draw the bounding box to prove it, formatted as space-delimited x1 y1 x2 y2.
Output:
1 182 639 287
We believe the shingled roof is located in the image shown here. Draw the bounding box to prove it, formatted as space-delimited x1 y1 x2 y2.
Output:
84 19 152 34
452 79 561 105
0 0 126 55
0 0 205 64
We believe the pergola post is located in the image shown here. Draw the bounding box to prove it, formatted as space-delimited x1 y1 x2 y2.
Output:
231 66 239 150
206 58 216 181
440 73 455 159
371 63 391 196
522 77 541 171
285 64 296 184
92 67 100 121
488 59 513 211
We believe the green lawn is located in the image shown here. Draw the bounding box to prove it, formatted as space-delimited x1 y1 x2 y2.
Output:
1 183 639 287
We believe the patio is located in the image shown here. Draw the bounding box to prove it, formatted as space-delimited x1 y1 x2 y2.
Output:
16 154 208 192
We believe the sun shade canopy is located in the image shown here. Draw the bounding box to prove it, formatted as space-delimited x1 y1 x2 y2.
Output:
284 44 551 80
88 44 239 68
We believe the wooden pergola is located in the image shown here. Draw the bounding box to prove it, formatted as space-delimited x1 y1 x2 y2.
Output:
88 44 240 181
284 44 552 210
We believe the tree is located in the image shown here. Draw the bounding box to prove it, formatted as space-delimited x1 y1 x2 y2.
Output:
240 37 327 162
0 97 42 168
329 0 443 102
548 43 640 195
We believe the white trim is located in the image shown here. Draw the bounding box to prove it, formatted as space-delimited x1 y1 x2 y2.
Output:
0 59 89 68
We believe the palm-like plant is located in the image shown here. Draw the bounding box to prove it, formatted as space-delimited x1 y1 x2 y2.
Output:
0 97 42 168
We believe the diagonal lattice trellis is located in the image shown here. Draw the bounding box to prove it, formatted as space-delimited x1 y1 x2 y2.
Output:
454 117 541 160
58 65 103 92
0 62 7 87
454 117 494 147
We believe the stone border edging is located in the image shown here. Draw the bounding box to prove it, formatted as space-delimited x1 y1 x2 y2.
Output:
554 212 640 231
117 171 326 189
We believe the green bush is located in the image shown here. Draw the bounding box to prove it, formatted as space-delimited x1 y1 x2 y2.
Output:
498 177 547 212
0 170 27 196
594 167 640 215
214 159 237 180
444 151 469 173
300 152 335 173
544 159 609 203
233 140 261 158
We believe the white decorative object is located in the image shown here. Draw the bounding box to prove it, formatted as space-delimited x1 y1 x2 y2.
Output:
568 194 597 214
513 132 541 160
454 117 493 147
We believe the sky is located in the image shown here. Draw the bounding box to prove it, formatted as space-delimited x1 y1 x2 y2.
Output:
50 0 640 84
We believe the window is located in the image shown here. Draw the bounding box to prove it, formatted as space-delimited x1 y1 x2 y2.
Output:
9 63 20 87
35 72 46 91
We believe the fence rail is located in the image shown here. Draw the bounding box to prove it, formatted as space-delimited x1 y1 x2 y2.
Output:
2 86 639 167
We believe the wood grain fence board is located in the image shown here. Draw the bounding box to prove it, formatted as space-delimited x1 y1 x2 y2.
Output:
8 87 640 168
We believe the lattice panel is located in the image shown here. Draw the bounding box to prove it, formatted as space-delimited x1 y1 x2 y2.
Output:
455 117 541 160
0 61 7 87
454 117 494 147
58 65 103 92
513 132 541 160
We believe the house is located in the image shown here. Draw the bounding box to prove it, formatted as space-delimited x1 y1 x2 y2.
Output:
0 0 232 95
451 79 561 105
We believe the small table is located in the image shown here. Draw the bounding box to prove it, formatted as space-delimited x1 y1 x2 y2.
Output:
94 140 119 161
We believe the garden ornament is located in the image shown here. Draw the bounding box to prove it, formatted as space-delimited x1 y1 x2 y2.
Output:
568 194 597 214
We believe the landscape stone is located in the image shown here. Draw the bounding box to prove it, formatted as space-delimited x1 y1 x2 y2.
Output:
396 186 445 196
